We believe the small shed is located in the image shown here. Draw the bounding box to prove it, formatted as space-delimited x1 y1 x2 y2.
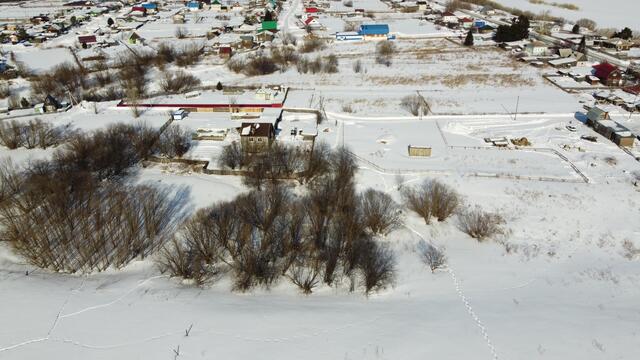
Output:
408 145 432 157
172 109 187 120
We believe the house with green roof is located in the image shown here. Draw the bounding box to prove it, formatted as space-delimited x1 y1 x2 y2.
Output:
261 20 277 31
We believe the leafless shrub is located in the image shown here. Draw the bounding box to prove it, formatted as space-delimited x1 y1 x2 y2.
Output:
342 103 354 113
243 54 279 76
175 44 203 67
359 189 402 235
622 240 640 260
175 26 189 39
281 32 297 46
0 82 9 98
343 22 359 32
400 94 430 116
604 156 617 166
402 179 459 224
157 124 192 158
299 37 326 53
156 43 177 66
0 120 25 149
375 41 395 67
419 241 447 272
323 54 339 73
160 70 202 94
226 57 245 73
271 46 300 70
287 257 322 294
352 59 362 73
457 206 505 241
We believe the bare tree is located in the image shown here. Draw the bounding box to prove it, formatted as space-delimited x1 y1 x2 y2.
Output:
157 124 192 158
358 238 395 295
359 189 402 235
218 141 245 170
419 241 447 273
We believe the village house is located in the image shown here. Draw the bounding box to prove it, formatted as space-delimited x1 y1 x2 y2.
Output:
239 122 275 153
440 12 458 25
592 62 623 86
303 16 321 29
359 24 391 40
78 34 97 47
524 41 549 56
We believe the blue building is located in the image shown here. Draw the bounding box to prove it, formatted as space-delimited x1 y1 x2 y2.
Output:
186 1 201 10
141 3 157 10
359 24 389 36
474 20 486 28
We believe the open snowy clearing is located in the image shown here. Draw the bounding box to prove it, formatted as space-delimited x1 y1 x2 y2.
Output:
491 0 639 28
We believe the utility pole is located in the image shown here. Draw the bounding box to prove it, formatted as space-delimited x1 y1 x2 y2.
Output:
514 96 520 121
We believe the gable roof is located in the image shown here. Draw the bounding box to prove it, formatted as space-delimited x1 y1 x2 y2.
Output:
78 35 97 43
261 20 277 31
592 62 619 81
240 122 274 137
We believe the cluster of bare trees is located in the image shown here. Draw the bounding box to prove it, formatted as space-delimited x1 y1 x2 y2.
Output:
227 53 280 76
30 62 87 101
0 123 189 273
297 54 339 74
0 119 69 150
402 179 460 224
163 147 399 294
299 37 326 53
219 142 338 188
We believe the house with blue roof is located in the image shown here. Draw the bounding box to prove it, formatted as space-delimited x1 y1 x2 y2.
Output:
336 24 394 41
359 24 393 40
141 3 157 10
186 1 201 11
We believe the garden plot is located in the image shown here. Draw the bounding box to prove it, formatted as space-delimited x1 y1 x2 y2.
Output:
327 0 390 12
323 118 580 180
11 48 76 75
490 0 637 28
236 46 579 115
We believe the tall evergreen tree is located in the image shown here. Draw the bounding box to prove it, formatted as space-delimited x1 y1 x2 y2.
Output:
578 36 587 53
572 24 580 34
464 29 474 46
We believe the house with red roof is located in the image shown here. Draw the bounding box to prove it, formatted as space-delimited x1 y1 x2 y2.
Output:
304 16 320 28
77 35 97 47
305 7 319 13
592 62 623 86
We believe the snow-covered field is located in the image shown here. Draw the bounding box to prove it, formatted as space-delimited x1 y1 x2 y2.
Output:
1 1 640 359
491 0 639 28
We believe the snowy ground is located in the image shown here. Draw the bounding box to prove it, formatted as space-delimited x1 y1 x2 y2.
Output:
490 0 639 28
1 1 640 359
